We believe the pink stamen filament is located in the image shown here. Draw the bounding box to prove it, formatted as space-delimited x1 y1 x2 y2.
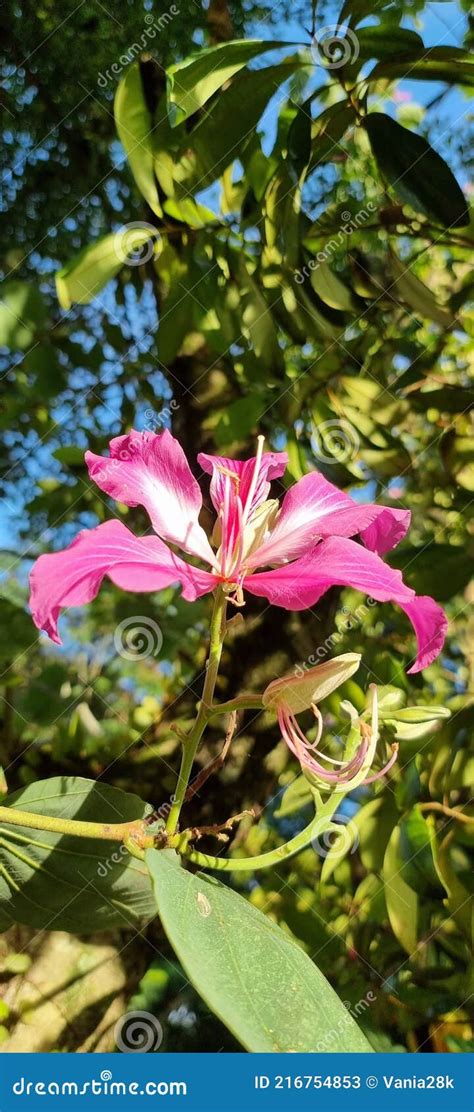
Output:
363 743 399 784
278 703 397 787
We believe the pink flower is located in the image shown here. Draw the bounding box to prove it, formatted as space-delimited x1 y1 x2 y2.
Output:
29 430 447 673
263 657 398 788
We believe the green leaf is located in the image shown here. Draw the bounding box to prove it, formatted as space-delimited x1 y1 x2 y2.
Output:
214 396 264 448
383 823 419 954
307 103 355 174
238 257 282 368
0 282 47 350
56 228 158 308
114 64 162 216
310 261 359 312
146 849 373 1052
354 794 399 873
0 777 156 932
432 833 472 943
274 775 313 819
287 102 312 176
166 40 297 127
398 806 443 895
363 113 469 228
369 47 474 88
188 61 307 189
53 446 85 466
357 25 424 61
390 252 453 327
163 197 220 229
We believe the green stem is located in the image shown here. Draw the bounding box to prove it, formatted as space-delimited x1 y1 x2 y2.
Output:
0 806 152 846
176 793 341 872
208 693 264 717
165 587 228 835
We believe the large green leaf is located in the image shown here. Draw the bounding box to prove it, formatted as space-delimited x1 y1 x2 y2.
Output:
56 228 158 308
0 282 47 350
369 47 474 88
0 777 156 932
114 64 162 216
166 40 297 126
356 25 424 60
363 113 469 228
146 849 373 1052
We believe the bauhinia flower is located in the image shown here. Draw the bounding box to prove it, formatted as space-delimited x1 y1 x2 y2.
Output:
263 655 397 789
29 429 447 673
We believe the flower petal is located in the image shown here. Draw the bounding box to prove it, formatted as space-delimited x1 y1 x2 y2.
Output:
360 507 410 556
29 520 216 644
400 595 448 674
247 472 402 567
86 429 214 564
198 449 287 518
245 536 446 672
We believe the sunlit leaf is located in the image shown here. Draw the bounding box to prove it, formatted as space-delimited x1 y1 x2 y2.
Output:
166 40 298 126
56 228 158 308
114 63 162 216
383 823 419 954
0 282 47 350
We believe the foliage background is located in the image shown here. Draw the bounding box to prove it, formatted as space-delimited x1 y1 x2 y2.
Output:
0 0 472 1052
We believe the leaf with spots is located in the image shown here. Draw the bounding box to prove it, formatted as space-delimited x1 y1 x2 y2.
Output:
146 849 373 1052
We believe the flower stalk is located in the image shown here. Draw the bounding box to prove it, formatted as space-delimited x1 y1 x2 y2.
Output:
165 586 228 836
175 791 341 871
